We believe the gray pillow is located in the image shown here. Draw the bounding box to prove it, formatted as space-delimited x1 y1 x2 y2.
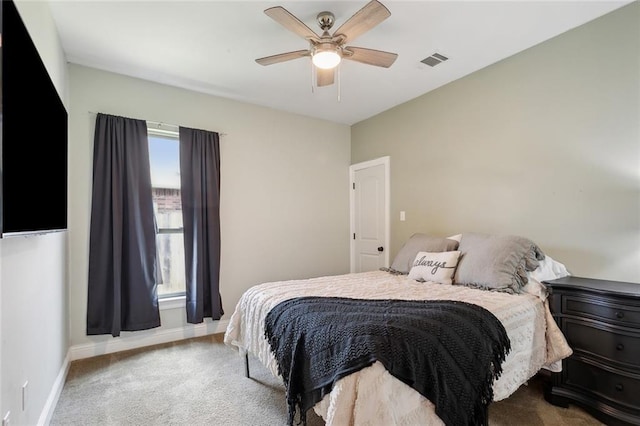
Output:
390 233 460 274
454 232 545 293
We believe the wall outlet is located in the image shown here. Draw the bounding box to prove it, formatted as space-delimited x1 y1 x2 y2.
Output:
22 381 29 411
2 410 10 426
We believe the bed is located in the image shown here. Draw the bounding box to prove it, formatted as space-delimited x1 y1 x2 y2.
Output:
224 232 573 425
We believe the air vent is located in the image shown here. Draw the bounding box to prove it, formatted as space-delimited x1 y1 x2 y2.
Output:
421 52 449 67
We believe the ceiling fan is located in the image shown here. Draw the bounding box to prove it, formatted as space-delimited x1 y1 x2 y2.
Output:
256 0 398 87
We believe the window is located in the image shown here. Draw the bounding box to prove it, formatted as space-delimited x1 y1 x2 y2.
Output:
148 126 185 298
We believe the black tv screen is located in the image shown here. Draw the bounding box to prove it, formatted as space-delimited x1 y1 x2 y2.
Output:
1 0 68 237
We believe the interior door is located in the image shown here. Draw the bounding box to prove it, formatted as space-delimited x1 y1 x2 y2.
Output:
351 157 389 272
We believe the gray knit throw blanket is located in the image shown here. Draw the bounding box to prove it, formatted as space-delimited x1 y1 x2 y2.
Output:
264 297 511 426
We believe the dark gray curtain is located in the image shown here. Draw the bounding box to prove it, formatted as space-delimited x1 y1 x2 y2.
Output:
179 126 223 323
87 113 160 337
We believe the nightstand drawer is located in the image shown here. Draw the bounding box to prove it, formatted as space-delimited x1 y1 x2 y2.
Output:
565 358 640 410
564 319 640 368
563 295 640 327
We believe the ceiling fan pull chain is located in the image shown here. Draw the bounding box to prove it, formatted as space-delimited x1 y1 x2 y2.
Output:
311 62 316 93
337 63 341 102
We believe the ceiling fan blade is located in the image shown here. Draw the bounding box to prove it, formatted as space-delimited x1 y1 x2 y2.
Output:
264 6 320 41
343 46 397 68
332 0 391 44
317 68 335 87
256 50 310 66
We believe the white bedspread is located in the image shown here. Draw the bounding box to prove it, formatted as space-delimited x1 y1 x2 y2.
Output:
224 270 572 425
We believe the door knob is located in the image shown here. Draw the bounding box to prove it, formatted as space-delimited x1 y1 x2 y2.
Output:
378 247 384 252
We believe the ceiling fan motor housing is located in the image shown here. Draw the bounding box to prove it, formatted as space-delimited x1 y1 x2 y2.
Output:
313 41 340 55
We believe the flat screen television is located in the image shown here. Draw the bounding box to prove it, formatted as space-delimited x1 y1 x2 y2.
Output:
1 0 68 237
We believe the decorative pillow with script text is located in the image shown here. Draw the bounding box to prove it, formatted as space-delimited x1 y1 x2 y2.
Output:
408 251 461 285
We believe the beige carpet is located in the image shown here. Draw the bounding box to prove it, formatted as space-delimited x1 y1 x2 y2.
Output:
51 334 603 426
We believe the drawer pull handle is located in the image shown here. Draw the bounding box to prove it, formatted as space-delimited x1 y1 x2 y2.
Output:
616 343 624 351
615 311 624 319
615 384 624 392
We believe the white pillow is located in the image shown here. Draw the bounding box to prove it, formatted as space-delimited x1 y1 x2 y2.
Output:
528 255 570 282
408 251 461 285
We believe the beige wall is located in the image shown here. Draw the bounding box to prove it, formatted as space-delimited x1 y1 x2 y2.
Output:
0 1 69 424
67 64 351 347
352 2 640 283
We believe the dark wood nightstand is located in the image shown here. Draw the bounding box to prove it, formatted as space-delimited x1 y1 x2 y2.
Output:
543 276 640 426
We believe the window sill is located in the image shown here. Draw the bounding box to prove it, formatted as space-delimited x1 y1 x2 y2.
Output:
159 295 186 311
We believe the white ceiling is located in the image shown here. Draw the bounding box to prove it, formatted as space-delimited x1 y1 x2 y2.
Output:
49 0 631 125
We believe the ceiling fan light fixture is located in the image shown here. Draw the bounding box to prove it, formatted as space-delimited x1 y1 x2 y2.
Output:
312 47 341 69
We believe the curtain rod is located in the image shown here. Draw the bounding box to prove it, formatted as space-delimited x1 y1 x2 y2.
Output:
88 111 227 136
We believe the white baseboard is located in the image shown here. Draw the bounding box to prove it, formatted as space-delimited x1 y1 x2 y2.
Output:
38 351 70 426
69 319 229 361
